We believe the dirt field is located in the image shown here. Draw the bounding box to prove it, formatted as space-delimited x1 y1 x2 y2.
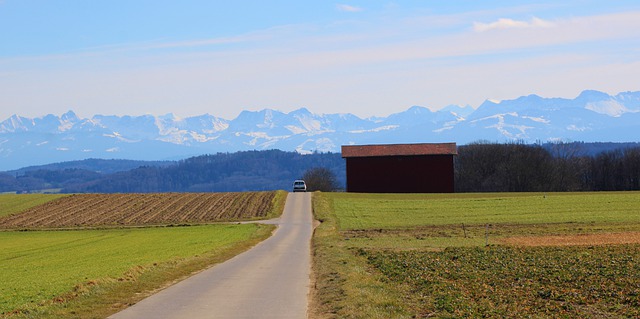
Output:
501 232 640 246
0 192 277 229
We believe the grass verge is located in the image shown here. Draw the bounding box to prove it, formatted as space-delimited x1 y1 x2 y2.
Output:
266 190 288 220
309 192 410 318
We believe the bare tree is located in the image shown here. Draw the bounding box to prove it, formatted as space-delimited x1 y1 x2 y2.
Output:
302 167 339 192
548 141 585 191
455 141 553 192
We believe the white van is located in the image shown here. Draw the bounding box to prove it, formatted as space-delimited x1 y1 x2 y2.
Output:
292 180 307 192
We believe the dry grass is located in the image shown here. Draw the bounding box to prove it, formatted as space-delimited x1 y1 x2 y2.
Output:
502 231 640 246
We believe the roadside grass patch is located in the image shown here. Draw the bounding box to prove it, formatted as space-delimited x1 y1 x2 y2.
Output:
267 190 288 220
309 192 410 319
0 224 274 317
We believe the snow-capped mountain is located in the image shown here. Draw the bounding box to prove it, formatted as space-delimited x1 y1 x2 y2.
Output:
1 90 639 171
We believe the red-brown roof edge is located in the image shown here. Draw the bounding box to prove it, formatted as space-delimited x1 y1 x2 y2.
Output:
341 142 457 158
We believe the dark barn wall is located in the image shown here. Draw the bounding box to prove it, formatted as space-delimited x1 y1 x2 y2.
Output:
345 155 454 193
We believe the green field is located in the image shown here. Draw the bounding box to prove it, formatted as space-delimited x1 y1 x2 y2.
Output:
0 193 282 317
333 192 640 230
0 193 281 318
0 194 67 218
0 224 273 317
310 191 640 318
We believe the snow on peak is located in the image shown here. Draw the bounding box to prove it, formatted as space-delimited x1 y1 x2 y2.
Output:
470 112 519 123
348 125 399 134
585 100 628 117
2 89 640 171
0 115 28 132
522 115 550 124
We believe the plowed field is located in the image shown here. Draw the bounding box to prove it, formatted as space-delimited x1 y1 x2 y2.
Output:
0 192 278 229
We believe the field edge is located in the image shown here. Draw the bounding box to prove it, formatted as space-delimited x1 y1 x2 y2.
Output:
308 192 413 319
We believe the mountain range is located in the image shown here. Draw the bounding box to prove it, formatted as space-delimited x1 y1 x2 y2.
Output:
1 90 639 171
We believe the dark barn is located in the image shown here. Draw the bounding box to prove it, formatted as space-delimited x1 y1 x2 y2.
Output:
341 143 457 193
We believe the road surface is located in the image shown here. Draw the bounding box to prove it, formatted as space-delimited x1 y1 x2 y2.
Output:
108 192 313 319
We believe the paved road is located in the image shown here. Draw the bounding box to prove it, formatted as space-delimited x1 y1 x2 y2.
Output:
109 192 313 319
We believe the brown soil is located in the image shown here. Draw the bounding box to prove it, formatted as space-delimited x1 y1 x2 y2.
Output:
501 232 640 246
0 192 276 229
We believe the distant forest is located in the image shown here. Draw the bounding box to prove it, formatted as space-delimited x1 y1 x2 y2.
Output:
456 142 640 192
1 142 639 194
0 150 345 193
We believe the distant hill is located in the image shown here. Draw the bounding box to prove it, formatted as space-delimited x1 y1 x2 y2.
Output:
0 150 345 193
8 158 174 175
1 90 639 171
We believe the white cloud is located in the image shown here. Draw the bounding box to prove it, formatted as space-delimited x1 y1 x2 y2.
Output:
336 4 363 13
474 17 554 32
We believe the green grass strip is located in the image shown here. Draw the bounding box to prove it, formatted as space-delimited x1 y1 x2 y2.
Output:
331 192 640 230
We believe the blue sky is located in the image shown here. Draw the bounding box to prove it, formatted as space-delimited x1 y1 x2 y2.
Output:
1 1 639 120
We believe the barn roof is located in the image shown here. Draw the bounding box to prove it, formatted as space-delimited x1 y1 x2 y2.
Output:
341 143 457 158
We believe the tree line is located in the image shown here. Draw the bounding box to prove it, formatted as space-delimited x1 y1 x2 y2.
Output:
62 150 345 193
454 142 640 192
0 150 345 193
1 143 638 194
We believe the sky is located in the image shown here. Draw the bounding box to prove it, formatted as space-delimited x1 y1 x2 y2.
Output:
1 0 639 120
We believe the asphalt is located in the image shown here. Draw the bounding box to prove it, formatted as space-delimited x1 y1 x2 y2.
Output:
108 192 313 319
